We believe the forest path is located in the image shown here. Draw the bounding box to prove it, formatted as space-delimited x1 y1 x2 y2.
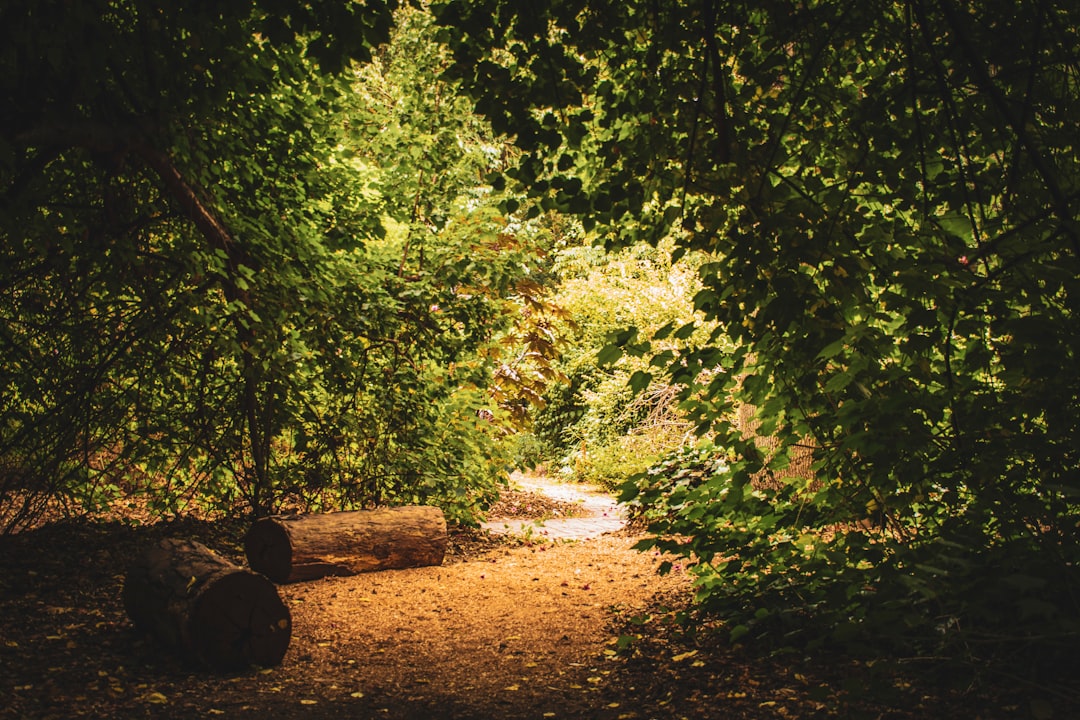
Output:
0 476 690 720
481 472 626 540
260 482 687 719
0 480 1012 719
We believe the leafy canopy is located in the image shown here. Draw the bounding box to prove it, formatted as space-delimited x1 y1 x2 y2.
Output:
434 0 1080 671
0 1 534 527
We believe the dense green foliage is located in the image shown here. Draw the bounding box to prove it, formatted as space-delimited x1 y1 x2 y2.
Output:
436 0 1080 676
521 240 711 488
3 0 1078 688
0 1 534 528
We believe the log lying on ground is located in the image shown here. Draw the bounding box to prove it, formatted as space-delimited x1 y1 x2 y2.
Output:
123 538 291 671
244 505 447 584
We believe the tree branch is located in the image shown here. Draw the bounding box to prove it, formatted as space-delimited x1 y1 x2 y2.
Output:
14 121 273 510
937 0 1077 251
15 122 253 305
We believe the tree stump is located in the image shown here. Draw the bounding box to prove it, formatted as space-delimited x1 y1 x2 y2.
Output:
123 538 291 671
244 505 448 584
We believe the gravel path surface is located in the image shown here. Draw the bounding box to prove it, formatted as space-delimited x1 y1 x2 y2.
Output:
481 474 626 540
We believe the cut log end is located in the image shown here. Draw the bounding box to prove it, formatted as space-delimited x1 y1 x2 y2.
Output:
124 538 291 671
243 518 294 585
190 571 292 671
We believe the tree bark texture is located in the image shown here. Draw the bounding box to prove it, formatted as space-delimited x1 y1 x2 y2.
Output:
244 505 448 584
123 538 291 671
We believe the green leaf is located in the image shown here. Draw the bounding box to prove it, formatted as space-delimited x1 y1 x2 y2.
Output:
596 343 624 366
628 370 652 394
673 322 697 340
652 321 676 341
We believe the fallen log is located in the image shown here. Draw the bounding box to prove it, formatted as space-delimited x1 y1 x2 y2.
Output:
244 505 447 584
123 538 291 671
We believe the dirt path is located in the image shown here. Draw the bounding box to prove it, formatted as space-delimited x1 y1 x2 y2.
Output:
481 473 626 540
0 478 692 719
283 475 686 718
1 480 1051 719
288 533 687 718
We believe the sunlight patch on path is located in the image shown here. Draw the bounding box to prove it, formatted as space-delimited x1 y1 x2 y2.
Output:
481 473 626 541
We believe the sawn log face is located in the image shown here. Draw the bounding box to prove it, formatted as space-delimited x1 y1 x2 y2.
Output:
244 505 448 584
123 538 291 671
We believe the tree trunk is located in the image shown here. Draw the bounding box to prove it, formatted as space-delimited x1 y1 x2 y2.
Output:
244 505 447 584
123 538 291 671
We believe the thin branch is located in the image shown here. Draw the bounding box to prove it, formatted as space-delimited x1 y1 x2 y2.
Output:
703 0 730 165
754 0 852 201
15 122 254 304
13 121 275 511
911 0 985 253
937 0 1077 254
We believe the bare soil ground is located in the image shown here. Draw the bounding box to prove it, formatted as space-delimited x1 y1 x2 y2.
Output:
1 479 1070 719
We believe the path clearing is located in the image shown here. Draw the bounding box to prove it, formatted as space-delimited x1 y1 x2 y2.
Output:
253 477 684 717
1 475 697 720
1 480 1030 719
288 533 686 718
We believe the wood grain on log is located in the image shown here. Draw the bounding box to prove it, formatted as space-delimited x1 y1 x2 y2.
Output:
123 538 291 671
244 505 447 584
